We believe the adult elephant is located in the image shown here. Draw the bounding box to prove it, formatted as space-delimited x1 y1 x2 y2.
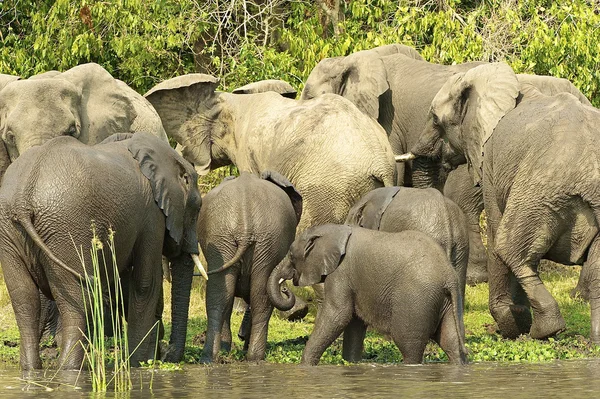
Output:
398 62 600 342
0 133 204 370
145 74 396 231
0 63 167 182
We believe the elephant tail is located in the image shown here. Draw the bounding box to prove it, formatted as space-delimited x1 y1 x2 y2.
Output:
17 214 89 283
445 279 468 364
207 241 252 275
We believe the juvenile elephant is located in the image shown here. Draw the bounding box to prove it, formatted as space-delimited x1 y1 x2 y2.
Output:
268 224 467 365
400 62 600 342
0 133 204 370
199 171 302 362
145 74 396 231
345 186 469 294
0 63 167 182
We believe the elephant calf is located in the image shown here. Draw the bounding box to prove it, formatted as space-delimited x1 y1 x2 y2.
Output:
268 224 467 365
345 186 469 297
199 171 303 362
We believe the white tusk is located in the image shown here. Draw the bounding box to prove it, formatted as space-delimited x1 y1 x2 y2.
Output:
395 153 416 162
192 254 208 280
279 278 285 284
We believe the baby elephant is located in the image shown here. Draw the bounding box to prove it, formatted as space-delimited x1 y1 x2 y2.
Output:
199 171 302 362
345 186 469 297
268 224 467 365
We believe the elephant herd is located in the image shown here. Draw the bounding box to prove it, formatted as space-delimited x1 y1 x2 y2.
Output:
0 42 598 370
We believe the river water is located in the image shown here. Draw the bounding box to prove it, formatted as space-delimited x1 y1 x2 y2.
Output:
2 360 600 398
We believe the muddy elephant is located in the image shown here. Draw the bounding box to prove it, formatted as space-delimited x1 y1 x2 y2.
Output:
268 224 467 365
0 133 203 370
0 63 167 182
399 62 600 342
199 171 302 362
345 186 469 296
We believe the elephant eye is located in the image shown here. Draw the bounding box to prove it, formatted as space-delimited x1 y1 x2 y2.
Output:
4 130 15 146
66 123 79 138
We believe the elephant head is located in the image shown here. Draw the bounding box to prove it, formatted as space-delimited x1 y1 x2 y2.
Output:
232 79 297 99
0 63 141 183
268 224 352 310
124 132 204 362
404 63 520 187
144 74 224 175
345 186 401 230
301 44 422 122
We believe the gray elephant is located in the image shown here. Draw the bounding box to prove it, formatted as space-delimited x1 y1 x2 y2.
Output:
268 224 467 365
399 62 600 342
145 74 396 231
232 79 297 98
0 133 204 370
199 171 302 362
345 186 469 296
0 63 167 182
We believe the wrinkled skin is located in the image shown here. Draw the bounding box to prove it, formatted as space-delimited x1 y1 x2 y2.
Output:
407 62 600 342
268 224 467 365
345 186 469 297
0 63 167 183
199 171 301 362
145 75 396 232
0 133 201 370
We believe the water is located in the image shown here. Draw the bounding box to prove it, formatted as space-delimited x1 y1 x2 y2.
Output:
2 360 600 398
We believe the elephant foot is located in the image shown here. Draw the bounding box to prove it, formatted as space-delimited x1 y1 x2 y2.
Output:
530 313 566 340
277 296 309 321
466 268 489 285
493 304 532 339
570 286 589 301
161 343 182 363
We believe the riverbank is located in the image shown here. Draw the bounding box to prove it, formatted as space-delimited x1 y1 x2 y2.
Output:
0 262 597 367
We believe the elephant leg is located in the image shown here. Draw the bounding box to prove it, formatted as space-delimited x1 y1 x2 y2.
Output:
3 257 43 370
493 202 565 340
201 267 238 363
246 284 274 361
55 307 87 370
238 305 251 341
127 243 163 366
301 284 353 366
434 307 467 365
443 166 487 285
484 186 533 339
582 236 600 343
342 316 367 362
220 303 233 353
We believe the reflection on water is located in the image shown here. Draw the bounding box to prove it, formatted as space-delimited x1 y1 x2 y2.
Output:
2 360 600 397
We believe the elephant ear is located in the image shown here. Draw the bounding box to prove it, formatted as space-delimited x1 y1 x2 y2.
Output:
145 74 220 175
232 80 297 99
0 74 19 91
340 56 390 120
433 63 519 186
127 132 196 244
345 187 400 230
297 225 352 287
57 63 136 144
260 170 303 224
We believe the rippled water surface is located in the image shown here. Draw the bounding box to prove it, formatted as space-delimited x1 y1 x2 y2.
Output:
2 360 600 398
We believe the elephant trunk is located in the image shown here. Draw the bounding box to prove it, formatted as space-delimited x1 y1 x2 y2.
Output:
411 156 442 190
165 253 195 362
267 256 296 311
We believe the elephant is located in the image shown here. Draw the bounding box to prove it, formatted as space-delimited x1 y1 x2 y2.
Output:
398 62 600 342
0 63 167 182
0 132 204 370
345 186 469 296
144 73 396 232
267 224 467 365
199 171 303 362
232 79 297 98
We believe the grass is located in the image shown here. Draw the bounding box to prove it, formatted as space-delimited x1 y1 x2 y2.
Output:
0 260 598 368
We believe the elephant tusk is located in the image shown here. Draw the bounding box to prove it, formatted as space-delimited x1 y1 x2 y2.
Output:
192 254 208 280
395 152 416 162
279 278 285 284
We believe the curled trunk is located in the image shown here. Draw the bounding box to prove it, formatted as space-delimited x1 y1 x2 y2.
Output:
267 257 296 311
165 253 195 362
